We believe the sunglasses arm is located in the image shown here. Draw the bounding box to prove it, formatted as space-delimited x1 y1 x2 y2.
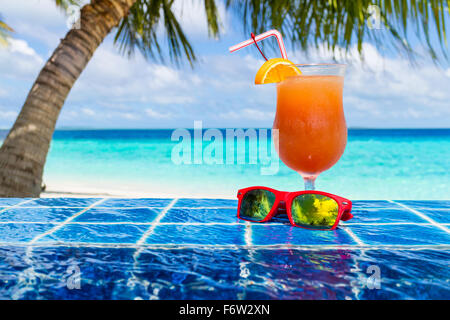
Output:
340 200 353 221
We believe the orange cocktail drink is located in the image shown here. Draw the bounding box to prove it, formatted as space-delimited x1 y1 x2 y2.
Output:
273 64 347 190
228 31 347 190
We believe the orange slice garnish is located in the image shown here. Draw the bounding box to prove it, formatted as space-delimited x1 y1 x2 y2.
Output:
254 58 301 85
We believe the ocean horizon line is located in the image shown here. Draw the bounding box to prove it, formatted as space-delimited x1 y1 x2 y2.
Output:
1 127 449 131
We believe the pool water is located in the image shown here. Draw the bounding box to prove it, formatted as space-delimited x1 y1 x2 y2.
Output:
0 198 449 299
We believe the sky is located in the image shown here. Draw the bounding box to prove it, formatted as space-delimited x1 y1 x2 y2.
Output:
0 0 449 129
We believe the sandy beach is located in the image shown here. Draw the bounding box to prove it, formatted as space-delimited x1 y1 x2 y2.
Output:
41 182 237 199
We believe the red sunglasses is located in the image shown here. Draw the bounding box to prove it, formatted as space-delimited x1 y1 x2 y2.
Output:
237 186 353 231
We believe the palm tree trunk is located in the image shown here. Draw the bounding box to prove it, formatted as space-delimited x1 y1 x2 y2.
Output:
0 0 136 197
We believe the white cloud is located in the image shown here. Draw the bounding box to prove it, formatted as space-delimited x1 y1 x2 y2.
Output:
0 38 43 79
145 108 173 119
120 112 137 120
219 108 274 121
0 109 18 119
81 108 95 116
150 65 184 88
103 111 138 120
68 45 204 111
0 88 7 98
0 0 65 27
8 38 38 56
0 0 70 47
152 95 195 105
288 42 450 127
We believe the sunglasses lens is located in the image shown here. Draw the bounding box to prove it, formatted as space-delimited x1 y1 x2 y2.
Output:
291 194 339 229
240 189 276 221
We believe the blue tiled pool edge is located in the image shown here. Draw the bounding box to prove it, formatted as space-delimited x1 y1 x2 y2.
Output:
0 198 449 299
0 198 448 248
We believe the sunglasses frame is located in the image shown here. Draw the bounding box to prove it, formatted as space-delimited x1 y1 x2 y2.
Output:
237 186 353 231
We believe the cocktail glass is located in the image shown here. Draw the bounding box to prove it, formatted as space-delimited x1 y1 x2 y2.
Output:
273 64 347 190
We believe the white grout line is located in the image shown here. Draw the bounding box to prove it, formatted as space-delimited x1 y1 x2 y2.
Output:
341 222 435 226
389 200 450 234
0 221 445 227
132 199 178 262
72 221 246 226
6 206 160 209
0 221 59 225
2 241 450 251
0 221 245 225
173 206 236 209
2 205 449 211
1 206 237 210
341 226 365 246
351 207 450 212
135 199 178 246
28 198 106 244
244 222 253 246
3 206 166 210
0 221 247 226
0 199 35 214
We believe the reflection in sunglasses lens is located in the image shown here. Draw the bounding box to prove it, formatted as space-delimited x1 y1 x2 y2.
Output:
240 189 276 221
291 194 339 229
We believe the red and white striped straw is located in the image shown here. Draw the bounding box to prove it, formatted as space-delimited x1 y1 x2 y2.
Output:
229 29 288 60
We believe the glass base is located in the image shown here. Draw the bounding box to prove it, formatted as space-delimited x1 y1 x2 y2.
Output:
302 175 317 190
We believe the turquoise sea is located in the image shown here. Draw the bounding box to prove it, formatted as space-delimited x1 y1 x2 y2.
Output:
1 129 449 199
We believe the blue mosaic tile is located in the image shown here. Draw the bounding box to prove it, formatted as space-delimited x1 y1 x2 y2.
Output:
396 200 450 209
38 224 147 244
174 199 238 207
0 223 54 242
352 201 398 209
161 208 240 224
134 248 244 299
349 224 450 245
26 198 102 207
251 224 356 246
145 224 246 245
413 209 450 224
356 249 450 300
0 198 32 207
73 207 162 223
241 249 358 299
0 207 81 223
348 208 424 223
99 198 173 208
3 246 138 300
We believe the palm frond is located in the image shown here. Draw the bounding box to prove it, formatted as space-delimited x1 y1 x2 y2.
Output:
0 17 13 46
226 0 449 64
54 0 81 11
114 0 221 66
204 0 220 37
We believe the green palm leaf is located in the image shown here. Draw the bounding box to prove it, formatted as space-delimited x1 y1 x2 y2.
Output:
226 0 449 64
114 0 221 66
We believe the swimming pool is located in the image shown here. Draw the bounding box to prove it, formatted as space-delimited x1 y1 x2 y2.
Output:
0 198 449 299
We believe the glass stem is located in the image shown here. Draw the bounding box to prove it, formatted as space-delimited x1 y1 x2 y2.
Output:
303 176 316 190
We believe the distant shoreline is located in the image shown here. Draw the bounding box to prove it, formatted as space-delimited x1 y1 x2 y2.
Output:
1 127 450 131
41 184 237 199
